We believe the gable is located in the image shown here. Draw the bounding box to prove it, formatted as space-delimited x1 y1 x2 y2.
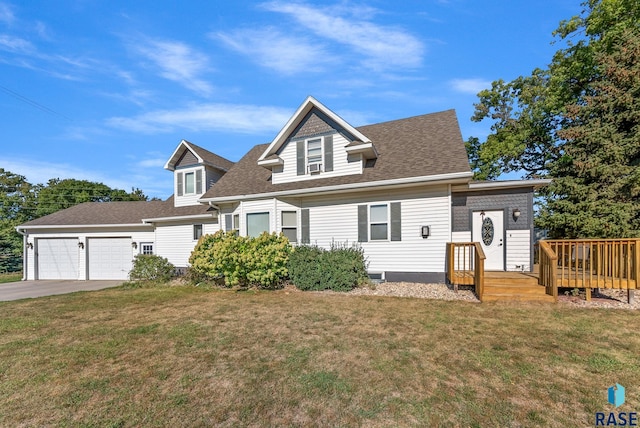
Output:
286 110 341 143
176 149 199 168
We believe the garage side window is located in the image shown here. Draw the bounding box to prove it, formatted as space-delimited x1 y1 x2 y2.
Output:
193 224 203 240
141 243 154 255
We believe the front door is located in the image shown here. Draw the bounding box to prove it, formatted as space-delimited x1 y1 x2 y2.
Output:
472 210 504 271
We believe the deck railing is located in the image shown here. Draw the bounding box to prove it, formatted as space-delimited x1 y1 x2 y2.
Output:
538 241 558 300
539 239 639 302
446 242 485 300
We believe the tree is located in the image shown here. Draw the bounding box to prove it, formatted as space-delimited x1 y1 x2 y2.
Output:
468 0 640 238
0 169 35 272
34 179 149 217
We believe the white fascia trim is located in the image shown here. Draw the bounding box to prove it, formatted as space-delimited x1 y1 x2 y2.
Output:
453 179 552 192
257 157 284 168
345 142 378 159
16 223 150 232
142 213 217 224
258 96 371 162
164 140 204 171
200 171 473 203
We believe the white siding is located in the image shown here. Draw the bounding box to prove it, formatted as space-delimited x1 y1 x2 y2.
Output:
303 185 451 274
155 221 217 267
506 229 531 271
272 133 362 185
451 231 471 242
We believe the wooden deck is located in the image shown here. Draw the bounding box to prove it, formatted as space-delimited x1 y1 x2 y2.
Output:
482 269 555 303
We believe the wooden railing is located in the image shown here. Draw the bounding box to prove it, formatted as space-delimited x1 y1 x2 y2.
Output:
447 242 485 301
538 241 558 301
538 239 639 302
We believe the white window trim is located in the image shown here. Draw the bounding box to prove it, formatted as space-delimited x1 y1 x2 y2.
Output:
306 137 324 174
369 203 390 242
281 210 298 243
193 224 203 241
233 214 240 230
246 212 271 238
140 242 154 255
184 171 196 195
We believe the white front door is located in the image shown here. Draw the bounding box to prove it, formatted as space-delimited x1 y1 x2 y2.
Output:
472 210 504 271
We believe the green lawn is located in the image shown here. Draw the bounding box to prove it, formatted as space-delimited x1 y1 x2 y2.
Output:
0 272 22 284
0 285 638 427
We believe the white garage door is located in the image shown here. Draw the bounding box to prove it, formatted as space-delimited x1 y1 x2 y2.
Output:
88 238 133 280
37 238 79 280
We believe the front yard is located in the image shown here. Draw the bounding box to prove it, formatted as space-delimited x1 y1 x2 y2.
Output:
0 285 638 427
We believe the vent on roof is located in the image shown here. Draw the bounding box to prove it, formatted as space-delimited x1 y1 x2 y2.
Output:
308 163 322 174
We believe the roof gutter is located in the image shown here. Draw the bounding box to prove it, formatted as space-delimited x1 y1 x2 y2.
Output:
142 213 217 224
452 179 552 192
200 171 473 203
16 223 150 232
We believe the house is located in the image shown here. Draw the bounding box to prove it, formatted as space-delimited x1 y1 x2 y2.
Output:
17 96 549 282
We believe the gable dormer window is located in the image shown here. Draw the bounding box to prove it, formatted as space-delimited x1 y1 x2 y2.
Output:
184 172 195 194
176 169 203 196
307 138 322 173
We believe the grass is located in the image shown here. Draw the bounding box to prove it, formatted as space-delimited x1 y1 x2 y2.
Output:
0 285 638 427
0 272 22 284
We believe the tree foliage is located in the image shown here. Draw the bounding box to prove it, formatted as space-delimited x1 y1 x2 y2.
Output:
0 172 150 272
468 0 640 238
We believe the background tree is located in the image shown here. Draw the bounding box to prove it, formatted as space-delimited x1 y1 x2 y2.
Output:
468 0 640 238
34 179 149 217
0 169 36 272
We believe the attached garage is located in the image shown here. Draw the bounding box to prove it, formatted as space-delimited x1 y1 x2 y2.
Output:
37 238 79 280
87 238 133 280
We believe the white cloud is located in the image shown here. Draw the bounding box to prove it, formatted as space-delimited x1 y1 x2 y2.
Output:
261 2 424 71
107 102 292 134
137 158 166 168
450 78 491 94
0 3 15 25
215 27 330 75
131 38 213 95
0 34 33 53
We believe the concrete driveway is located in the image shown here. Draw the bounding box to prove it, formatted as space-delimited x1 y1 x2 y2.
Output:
0 280 124 302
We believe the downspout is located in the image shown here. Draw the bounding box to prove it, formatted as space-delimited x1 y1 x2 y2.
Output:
15 226 27 281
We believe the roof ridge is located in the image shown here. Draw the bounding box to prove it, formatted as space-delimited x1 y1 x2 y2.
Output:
356 109 456 129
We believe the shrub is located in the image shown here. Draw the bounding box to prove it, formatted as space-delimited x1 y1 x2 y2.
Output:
129 254 175 283
289 243 368 292
188 230 292 288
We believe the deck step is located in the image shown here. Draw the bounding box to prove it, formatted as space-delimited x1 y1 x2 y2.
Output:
482 293 556 303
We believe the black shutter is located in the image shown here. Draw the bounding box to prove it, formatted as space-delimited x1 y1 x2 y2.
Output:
297 140 305 176
177 172 183 196
358 205 368 242
225 214 232 232
324 135 333 172
196 169 203 194
301 209 310 244
390 202 402 241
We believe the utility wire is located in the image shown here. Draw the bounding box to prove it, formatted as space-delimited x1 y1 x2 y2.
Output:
0 84 72 121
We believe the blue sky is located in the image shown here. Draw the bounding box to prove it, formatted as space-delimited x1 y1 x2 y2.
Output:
1 0 579 199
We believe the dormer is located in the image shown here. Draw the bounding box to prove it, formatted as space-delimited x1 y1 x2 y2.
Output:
258 96 378 185
164 140 234 207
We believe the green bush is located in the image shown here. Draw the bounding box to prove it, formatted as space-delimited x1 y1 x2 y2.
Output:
188 230 292 289
289 243 369 292
129 254 175 283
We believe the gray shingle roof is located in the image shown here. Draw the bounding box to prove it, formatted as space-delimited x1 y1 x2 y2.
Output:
20 197 216 227
202 109 471 200
184 141 235 171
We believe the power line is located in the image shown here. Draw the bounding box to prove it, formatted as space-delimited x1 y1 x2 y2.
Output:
0 84 72 121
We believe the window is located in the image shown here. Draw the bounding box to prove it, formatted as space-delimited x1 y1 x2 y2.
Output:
193 224 203 240
307 138 322 172
185 172 195 194
233 214 240 230
140 242 154 255
370 204 388 240
281 211 297 243
247 212 269 238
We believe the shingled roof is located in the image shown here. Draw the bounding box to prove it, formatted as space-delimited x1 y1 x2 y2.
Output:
202 109 471 200
20 197 216 227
